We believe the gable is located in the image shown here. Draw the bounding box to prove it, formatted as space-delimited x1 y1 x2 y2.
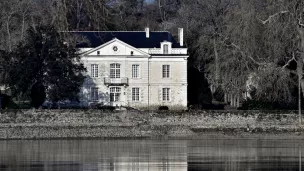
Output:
83 39 150 57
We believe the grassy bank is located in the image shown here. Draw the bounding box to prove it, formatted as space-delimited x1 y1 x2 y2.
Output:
0 109 303 139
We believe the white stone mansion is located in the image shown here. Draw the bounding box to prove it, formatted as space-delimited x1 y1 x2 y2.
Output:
75 28 188 109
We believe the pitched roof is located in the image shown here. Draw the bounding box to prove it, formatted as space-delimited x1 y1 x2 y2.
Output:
69 31 183 48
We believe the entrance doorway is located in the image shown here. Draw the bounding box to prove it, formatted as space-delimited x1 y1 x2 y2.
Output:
110 87 121 106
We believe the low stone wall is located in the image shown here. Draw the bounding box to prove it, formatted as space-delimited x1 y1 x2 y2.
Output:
0 109 303 139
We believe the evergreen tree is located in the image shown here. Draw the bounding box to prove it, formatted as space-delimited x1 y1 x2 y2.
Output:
8 25 86 108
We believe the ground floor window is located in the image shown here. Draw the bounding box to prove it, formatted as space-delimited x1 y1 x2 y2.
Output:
110 87 121 102
162 88 170 101
132 88 140 101
91 87 99 101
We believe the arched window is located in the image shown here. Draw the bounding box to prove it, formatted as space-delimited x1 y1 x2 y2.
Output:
110 63 120 78
110 87 121 102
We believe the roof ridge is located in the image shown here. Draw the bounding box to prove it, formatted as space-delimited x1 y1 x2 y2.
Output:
61 31 169 33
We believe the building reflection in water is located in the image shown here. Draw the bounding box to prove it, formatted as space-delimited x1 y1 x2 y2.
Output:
0 139 303 171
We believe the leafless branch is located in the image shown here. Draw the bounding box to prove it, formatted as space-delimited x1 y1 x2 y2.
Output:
224 42 267 66
282 52 297 69
258 11 289 25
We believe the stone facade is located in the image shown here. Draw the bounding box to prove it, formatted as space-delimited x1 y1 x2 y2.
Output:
77 29 188 109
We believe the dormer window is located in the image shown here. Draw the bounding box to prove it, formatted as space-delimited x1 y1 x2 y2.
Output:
163 44 169 54
161 41 172 54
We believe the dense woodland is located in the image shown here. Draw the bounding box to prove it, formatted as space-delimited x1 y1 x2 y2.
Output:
1 0 304 110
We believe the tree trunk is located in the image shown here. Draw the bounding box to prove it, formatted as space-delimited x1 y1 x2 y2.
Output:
236 95 240 108
6 17 12 52
298 60 303 124
224 93 227 103
230 94 234 107
298 26 304 124
214 39 219 86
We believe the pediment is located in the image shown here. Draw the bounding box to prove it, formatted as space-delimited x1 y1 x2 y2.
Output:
82 38 150 57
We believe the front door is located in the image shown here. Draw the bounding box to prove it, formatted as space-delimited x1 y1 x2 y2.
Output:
110 87 121 106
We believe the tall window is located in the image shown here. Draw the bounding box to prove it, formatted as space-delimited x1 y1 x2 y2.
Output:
110 87 121 102
132 64 140 78
163 44 169 54
110 63 120 78
162 65 170 78
162 88 170 101
91 87 99 101
91 64 98 78
132 88 140 101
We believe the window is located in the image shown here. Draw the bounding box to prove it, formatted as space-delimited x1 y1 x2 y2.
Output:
163 44 169 54
131 51 134 56
110 87 121 102
132 64 140 78
162 88 170 101
91 64 99 78
97 51 100 55
162 65 170 78
110 63 120 78
132 88 140 101
91 87 99 101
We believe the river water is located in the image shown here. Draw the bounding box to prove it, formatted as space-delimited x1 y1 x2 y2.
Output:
0 139 302 171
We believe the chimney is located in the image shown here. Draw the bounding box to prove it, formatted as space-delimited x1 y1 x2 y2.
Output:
145 27 150 38
178 28 184 47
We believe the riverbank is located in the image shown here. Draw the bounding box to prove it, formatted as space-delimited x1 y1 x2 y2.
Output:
0 109 303 139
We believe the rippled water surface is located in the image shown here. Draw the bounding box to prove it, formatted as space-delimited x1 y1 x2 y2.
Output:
0 139 303 171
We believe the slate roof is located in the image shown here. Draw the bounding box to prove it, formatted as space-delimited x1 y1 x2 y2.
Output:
70 31 183 48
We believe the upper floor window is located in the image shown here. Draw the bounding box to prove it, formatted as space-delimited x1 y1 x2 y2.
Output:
163 44 169 54
110 63 120 78
97 51 100 55
162 88 170 101
91 87 99 101
91 64 98 78
132 88 140 101
162 65 170 78
132 64 140 78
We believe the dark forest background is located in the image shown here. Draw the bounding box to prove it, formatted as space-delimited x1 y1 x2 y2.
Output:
1 0 304 109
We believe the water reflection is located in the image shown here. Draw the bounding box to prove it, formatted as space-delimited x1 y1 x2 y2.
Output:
0 139 302 171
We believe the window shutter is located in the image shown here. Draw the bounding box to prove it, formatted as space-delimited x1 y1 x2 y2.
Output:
127 88 131 102
140 88 144 102
158 88 162 102
170 88 175 102
100 64 105 77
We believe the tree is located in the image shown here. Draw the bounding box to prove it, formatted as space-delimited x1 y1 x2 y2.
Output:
7 25 86 108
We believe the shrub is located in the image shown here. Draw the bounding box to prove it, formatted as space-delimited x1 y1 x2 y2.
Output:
98 105 116 111
213 87 225 102
158 106 169 111
0 94 11 109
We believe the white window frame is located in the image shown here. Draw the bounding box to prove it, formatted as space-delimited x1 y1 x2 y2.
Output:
162 88 170 101
162 65 170 78
91 87 99 101
132 64 140 78
110 87 121 102
91 64 99 78
110 63 121 78
132 87 140 102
